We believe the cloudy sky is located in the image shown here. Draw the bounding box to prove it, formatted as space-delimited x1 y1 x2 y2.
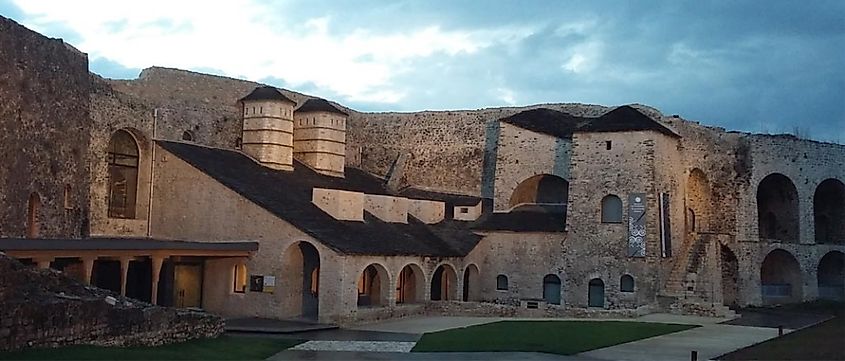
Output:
2 1 843 141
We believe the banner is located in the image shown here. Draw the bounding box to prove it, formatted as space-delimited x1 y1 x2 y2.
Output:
659 193 672 257
628 193 647 257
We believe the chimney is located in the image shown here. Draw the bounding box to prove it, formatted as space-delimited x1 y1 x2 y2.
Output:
293 98 348 177
239 86 296 171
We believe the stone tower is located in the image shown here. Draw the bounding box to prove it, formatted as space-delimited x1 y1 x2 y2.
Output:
293 98 348 177
239 86 296 171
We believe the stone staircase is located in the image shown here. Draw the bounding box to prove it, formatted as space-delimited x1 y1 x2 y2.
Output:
659 233 737 318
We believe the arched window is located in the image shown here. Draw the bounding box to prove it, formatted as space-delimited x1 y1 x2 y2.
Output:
542 274 561 305
235 137 243 149
107 130 139 219
181 131 194 142
757 173 799 242
620 274 635 292
496 275 509 290
588 278 605 307
601 195 623 223
687 208 697 232
27 192 41 238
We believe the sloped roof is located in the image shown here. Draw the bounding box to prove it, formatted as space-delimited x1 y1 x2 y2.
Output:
473 204 567 233
239 86 296 104
0 237 258 252
296 98 349 116
579 105 680 137
157 141 481 257
499 106 679 139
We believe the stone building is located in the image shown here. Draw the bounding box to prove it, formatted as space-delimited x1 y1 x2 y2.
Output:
1 15 843 326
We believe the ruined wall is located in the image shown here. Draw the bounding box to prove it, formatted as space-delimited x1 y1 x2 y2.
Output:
493 122 571 211
88 78 155 237
0 253 222 352
0 16 91 239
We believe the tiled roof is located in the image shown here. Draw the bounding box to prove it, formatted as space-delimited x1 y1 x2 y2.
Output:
295 98 348 116
157 141 481 257
500 106 680 139
239 86 296 104
472 204 567 233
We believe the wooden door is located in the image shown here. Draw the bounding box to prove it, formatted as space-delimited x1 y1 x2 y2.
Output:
174 264 202 308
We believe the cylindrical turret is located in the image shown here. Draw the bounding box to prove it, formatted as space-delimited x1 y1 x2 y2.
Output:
239 86 296 171
293 98 348 177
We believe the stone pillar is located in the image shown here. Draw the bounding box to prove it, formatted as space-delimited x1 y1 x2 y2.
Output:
81 256 96 285
34 257 53 269
151 255 164 305
119 257 132 296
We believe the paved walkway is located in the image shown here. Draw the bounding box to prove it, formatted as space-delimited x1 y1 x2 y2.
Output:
262 313 780 360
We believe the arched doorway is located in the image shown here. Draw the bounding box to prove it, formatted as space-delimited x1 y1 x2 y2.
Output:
26 192 41 238
462 264 480 301
757 174 799 242
814 179 845 244
357 264 389 307
720 245 739 307
686 169 711 233
817 251 844 301
281 242 320 320
760 249 803 304
430 264 458 301
588 278 605 307
396 263 425 304
107 130 140 219
509 174 569 208
542 274 561 305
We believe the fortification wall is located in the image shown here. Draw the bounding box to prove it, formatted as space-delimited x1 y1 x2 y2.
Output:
0 16 92 238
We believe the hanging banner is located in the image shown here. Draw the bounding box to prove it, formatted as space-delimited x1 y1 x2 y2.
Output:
628 193 647 257
659 193 672 257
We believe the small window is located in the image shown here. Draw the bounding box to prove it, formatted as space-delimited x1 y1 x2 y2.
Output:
459 207 469 214
620 274 635 292
233 264 247 293
496 275 509 290
235 137 243 149
606 141 612 150
601 195 623 223
63 184 72 210
26 192 41 238
181 131 194 142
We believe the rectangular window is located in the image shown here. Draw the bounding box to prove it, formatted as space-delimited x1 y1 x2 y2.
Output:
605 141 612 150
233 264 247 293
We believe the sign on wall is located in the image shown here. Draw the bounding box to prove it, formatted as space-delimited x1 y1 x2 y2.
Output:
263 275 276 293
628 193 647 257
659 193 672 257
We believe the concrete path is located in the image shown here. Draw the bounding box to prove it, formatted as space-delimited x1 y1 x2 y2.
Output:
263 314 778 360
225 317 337 333
578 323 781 361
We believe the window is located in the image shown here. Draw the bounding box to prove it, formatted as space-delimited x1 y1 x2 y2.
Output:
26 192 41 238
107 130 139 219
601 195 623 223
605 141 612 150
459 207 469 214
181 131 194 142
63 184 72 210
620 274 635 292
310 267 319 296
496 275 509 290
235 137 242 149
233 264 247 293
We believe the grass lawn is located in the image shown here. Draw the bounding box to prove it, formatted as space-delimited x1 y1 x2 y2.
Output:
411 320 697 355
0 335 303 360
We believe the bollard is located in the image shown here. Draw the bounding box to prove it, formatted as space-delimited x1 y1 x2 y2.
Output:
778 325 784 337
691 350 698 361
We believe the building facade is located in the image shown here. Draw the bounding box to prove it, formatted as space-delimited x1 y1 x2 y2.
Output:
1 16 843 325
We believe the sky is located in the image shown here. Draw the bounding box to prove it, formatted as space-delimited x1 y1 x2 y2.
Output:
2 0 843 142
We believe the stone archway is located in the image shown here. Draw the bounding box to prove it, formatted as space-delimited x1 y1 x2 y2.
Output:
720 245 739 307
817 251 844 301
814 179 845 244
686 168 712 233
509 174 569 208
760 249 803 304
396 263 425 304
757 174 800 242
357 263 390 307
430 264 458 301
280 241 320 320
462 264 480 301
